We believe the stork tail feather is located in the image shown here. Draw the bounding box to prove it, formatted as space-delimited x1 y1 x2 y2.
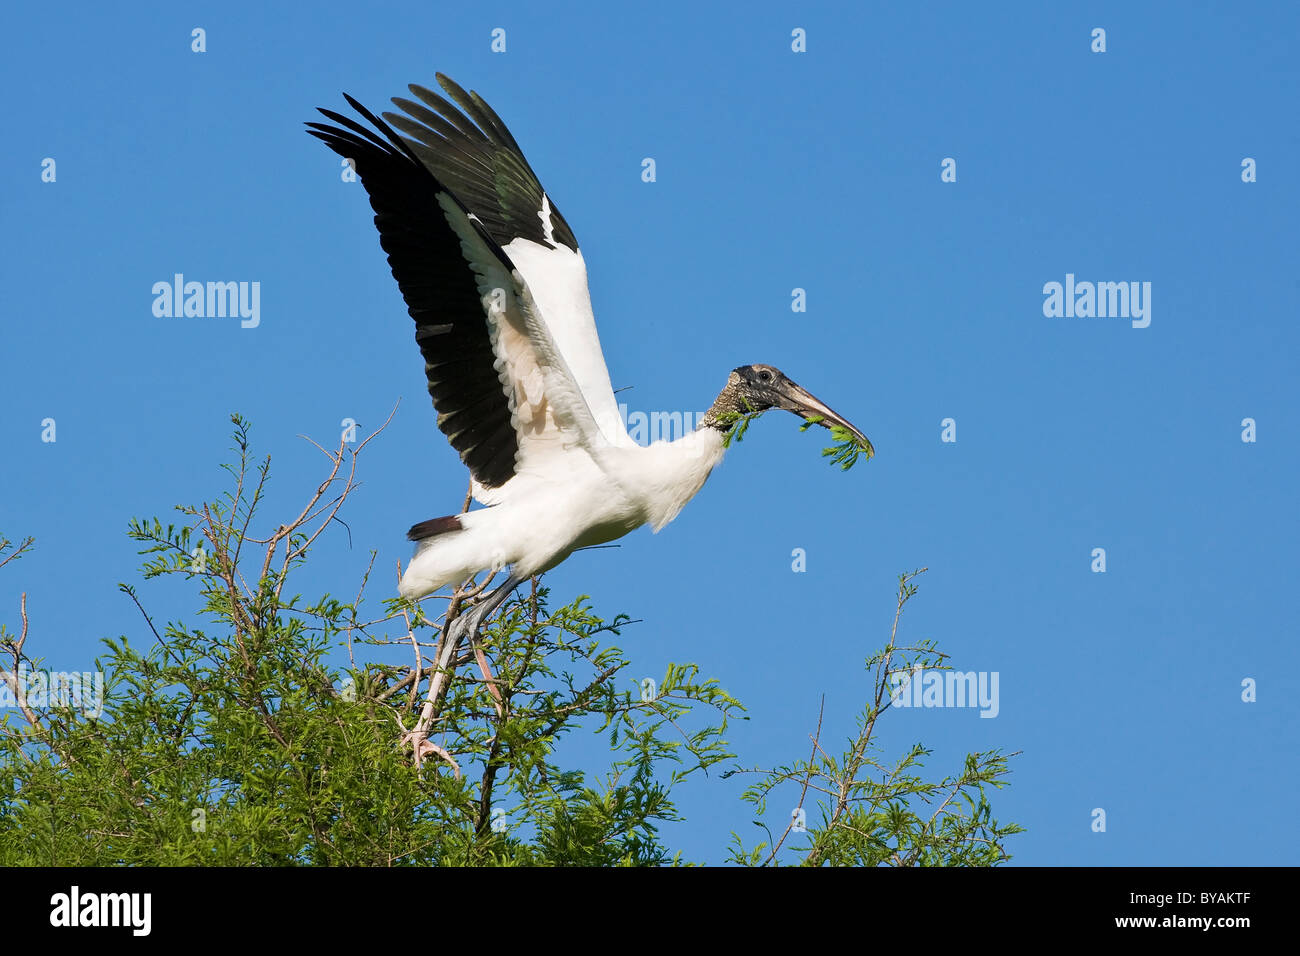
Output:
407 514 464 541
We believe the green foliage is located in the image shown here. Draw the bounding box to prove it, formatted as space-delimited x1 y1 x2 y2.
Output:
716 401 763 448
799 415 875 469
726 570 1023 866
0 421 1017 866
720 405 875 470
0 417 740 866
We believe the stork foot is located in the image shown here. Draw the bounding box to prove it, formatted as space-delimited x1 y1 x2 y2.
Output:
401 729 461 776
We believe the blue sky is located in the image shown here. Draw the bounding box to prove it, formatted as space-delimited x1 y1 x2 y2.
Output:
2 1 1297 864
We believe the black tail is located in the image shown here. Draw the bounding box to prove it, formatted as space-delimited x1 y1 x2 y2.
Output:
407 514 463 541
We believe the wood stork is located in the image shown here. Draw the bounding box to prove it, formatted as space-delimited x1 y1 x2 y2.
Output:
307 75 871 643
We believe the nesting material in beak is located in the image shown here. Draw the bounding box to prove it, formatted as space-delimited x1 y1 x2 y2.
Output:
774 380 875 467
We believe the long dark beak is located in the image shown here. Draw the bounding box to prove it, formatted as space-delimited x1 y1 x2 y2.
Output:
772 380 874 455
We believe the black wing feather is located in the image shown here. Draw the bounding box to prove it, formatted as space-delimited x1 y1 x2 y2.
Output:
306 95 519 489
382 73 579 252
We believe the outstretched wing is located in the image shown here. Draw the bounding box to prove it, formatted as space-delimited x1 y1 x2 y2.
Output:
307 95 608 502
382 75 632 449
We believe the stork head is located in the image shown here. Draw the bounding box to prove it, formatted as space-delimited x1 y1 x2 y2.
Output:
702 364 872 451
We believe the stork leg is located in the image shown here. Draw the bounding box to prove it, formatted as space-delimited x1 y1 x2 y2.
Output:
407 573 524 765
446 573 523 706
448 573 524 653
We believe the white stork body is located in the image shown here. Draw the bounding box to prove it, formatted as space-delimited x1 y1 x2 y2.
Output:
401 429 725 598
307 75 869 613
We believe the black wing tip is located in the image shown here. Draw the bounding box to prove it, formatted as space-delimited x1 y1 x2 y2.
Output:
305 76 530 494
307 96 360 127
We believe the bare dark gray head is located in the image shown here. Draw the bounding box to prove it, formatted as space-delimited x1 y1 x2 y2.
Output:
700 364 872 450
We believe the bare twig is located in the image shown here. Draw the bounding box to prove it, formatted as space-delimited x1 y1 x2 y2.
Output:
763 696 825 866
0 536 35 572
1 594 40 727
805 568 926 867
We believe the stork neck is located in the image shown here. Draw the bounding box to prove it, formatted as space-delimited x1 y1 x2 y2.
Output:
699 383 751 432
629 426 726 532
